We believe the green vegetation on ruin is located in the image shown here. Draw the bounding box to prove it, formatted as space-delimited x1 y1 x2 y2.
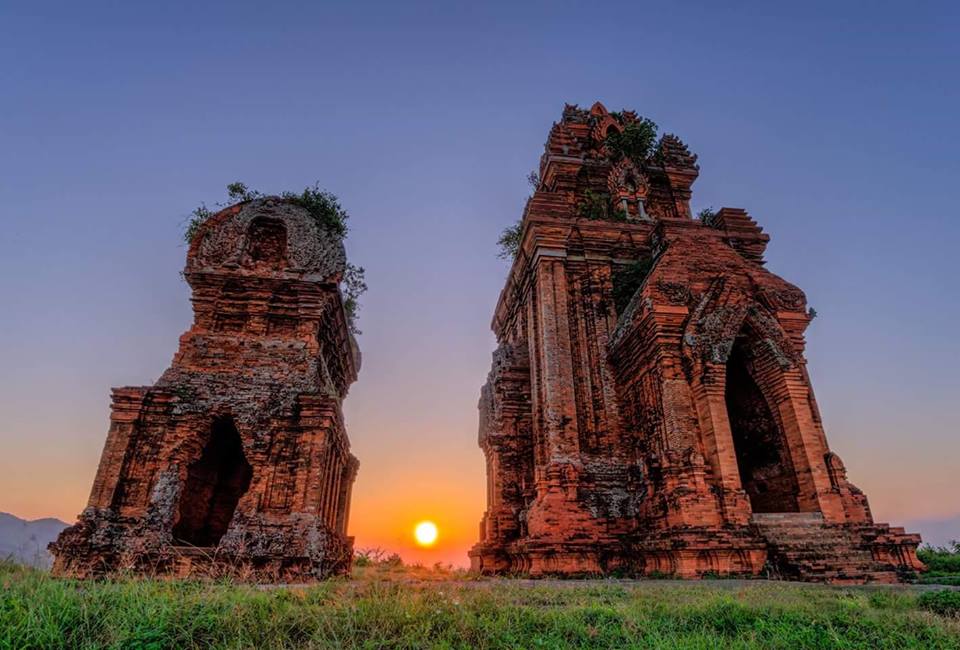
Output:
577 189 628 223
697 206 717 224
3 560 959 649
604 116 659 164
496 220 523 260
183 182 349 245
612 257 655 316
181 182 366 334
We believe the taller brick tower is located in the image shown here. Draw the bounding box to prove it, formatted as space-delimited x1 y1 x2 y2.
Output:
470 102 923 582
51 196 360 581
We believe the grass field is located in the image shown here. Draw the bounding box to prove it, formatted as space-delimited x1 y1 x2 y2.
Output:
2 561 959 649
920 543 960 586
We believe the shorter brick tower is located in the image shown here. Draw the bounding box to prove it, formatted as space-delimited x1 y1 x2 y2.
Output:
51 197 360 581
470 103 923 582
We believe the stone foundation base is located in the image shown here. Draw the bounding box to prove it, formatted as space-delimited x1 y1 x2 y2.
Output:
471 517 925 584
50 507 353 582
470 528 768 578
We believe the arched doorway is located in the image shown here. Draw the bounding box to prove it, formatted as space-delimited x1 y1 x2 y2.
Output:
725 335 800 513
245 217 288 270
173 416 253 546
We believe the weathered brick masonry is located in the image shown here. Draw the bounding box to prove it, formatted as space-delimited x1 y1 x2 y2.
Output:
51 197 360 581
470 103 923 582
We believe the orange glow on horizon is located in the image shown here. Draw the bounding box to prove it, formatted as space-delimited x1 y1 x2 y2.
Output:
343 447 484 567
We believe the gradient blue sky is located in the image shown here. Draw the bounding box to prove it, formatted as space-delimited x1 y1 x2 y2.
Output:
1 1 958 562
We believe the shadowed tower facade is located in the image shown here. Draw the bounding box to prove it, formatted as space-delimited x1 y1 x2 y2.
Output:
51 197 360 581
470 102 923 582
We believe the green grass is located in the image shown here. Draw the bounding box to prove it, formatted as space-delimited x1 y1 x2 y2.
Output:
919 590 960 618
919 543 960 586
2 561 959 649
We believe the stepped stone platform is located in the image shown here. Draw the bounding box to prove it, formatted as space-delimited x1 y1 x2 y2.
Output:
751 513 917 584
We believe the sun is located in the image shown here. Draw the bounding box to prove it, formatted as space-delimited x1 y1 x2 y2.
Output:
414 520 438 547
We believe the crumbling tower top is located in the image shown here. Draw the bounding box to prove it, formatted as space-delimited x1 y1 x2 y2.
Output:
187 197 347 281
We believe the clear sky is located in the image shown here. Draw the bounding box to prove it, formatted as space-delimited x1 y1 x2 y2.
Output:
1 1 958 565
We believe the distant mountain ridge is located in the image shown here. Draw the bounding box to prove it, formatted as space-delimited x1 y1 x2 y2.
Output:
0 512 69 568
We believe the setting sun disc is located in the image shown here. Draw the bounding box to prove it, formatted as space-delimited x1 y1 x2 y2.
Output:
414 521 438 546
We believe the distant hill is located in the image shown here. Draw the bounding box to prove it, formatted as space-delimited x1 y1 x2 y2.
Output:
0 512 69 568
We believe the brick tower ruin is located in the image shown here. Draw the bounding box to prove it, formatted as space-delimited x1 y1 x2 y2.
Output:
51 196 360 581
470 102 923 582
